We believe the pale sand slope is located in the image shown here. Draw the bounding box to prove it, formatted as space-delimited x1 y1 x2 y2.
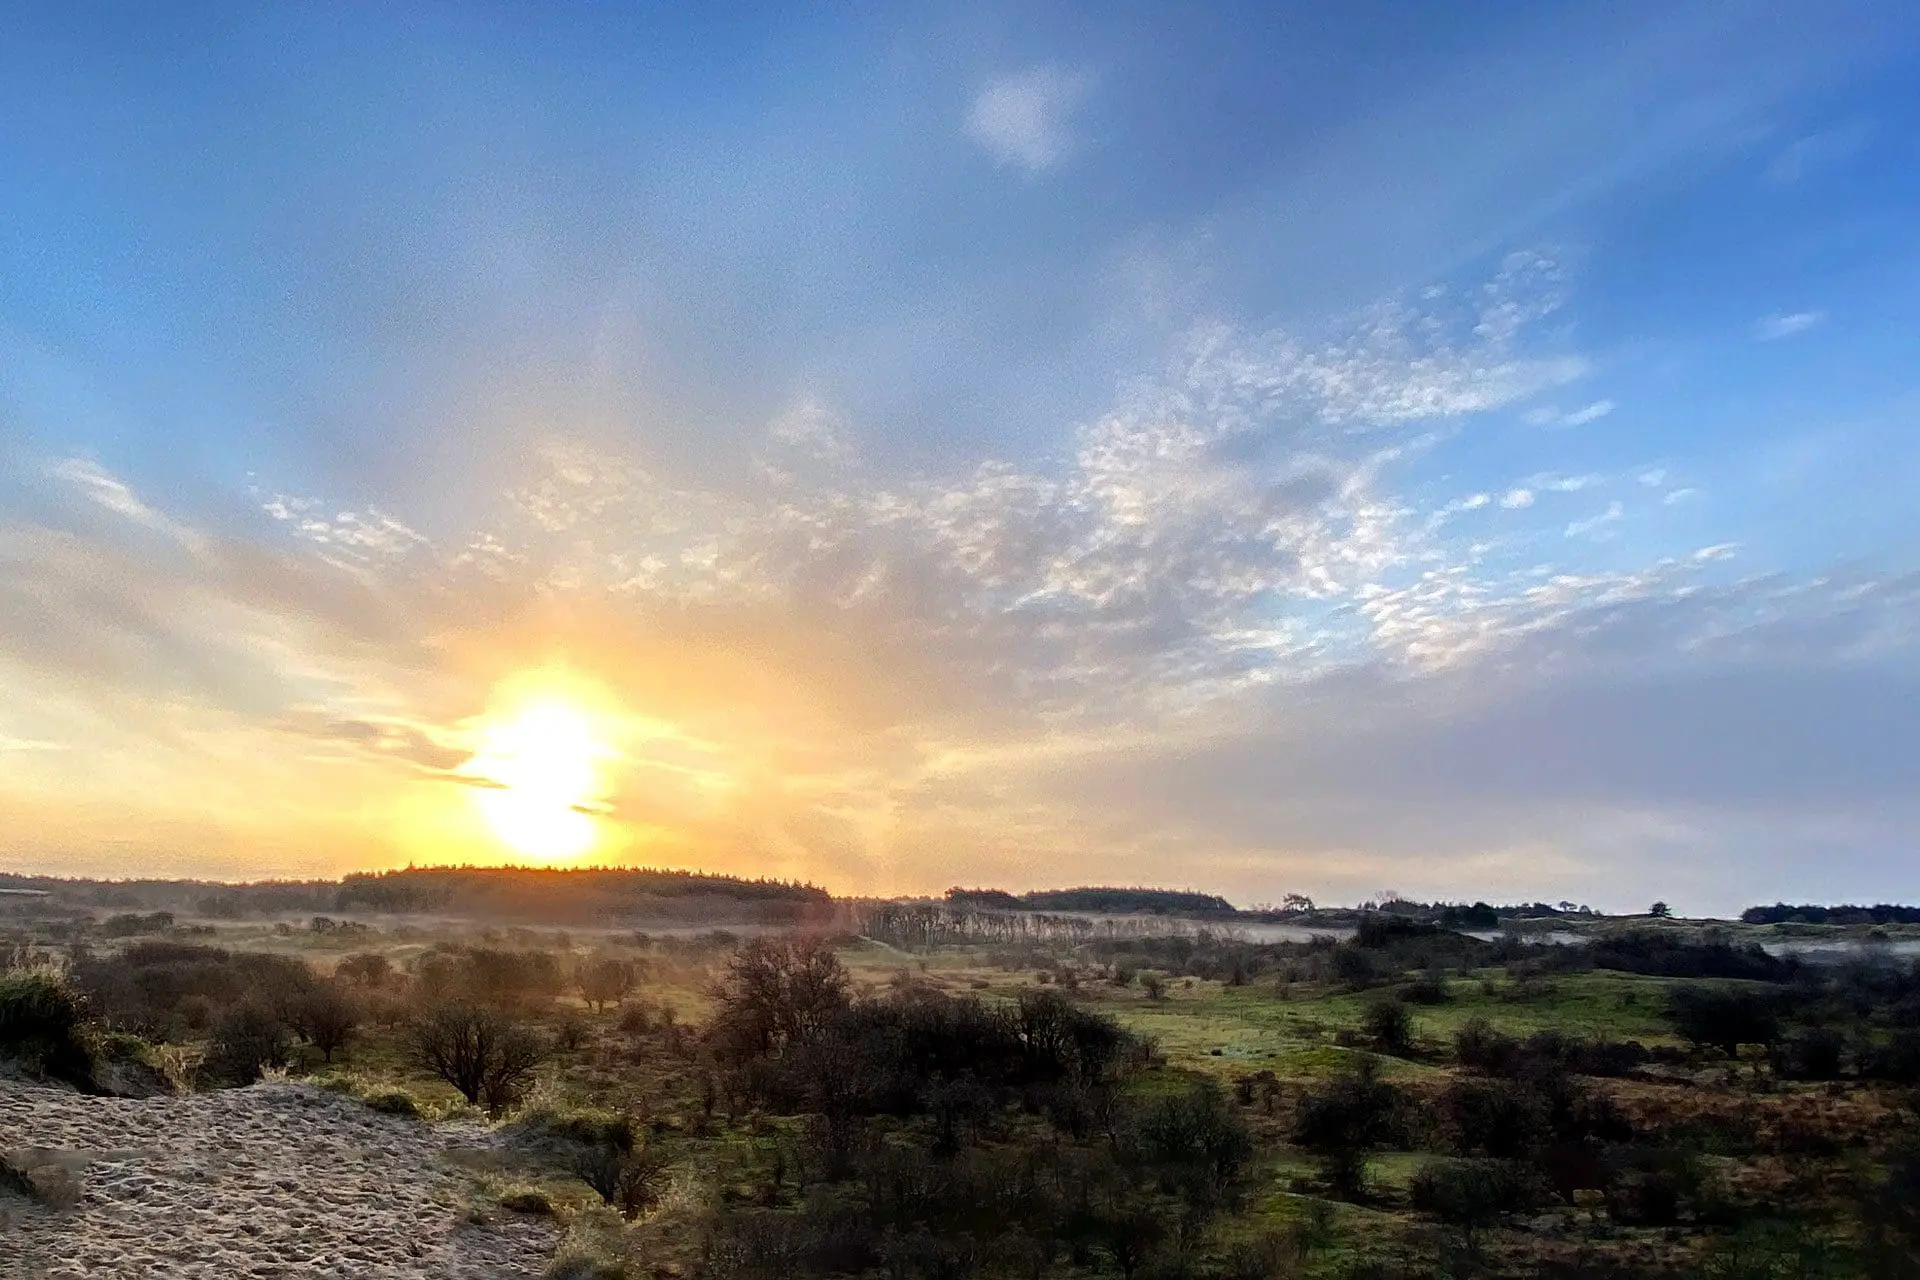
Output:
0 1079 555 1279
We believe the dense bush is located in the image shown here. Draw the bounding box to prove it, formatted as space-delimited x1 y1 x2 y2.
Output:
206 1004 292 1084
710 1104 1249 1280
1436 902 1501 930
334 952 394 987
72 942 315 1040
1604 1148 1706 1226
1567 931 1798 982
1667 984 1783 1057
1346 916 1494 970
1409 1158 1541 1245
289 982 361 1062
1443 1077 1549 1159
730 980 1138 1135
1860 1141 1920 1273
411 945 564 1010
512 1106 667 1219
1741 903 1920 927
0 969 95 1087
97 911 174 938
1861 1029 1920 1084
577 955 639 1012
1362 996 1413 1055
1130 1079 1254 1210
1291 1057 1405 1198
1772 1027 1846 1080
1455 1017 1649 1079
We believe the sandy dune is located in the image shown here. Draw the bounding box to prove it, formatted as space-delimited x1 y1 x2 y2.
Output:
0 1079 554 1279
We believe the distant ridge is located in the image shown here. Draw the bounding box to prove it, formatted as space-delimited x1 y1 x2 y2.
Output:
0 864 832 928
945 885 1238 916
336 864 831 924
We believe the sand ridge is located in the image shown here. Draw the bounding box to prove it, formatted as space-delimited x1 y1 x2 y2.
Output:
0 1078 555 1278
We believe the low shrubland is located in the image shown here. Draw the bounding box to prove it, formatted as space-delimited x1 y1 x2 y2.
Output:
0 968 96 1088
5 898 1920 1277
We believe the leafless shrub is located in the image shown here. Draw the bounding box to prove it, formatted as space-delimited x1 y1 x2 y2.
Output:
411 1001 546 1112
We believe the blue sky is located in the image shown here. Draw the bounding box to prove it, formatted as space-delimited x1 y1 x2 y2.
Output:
2 1 1918 911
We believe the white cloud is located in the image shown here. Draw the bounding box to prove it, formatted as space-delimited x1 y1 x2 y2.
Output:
1560 399 1614 426
1525 400 1613 427
1565 501 1624 538
259 492 429 565
1531 472 1603 493
966 66 1091 172
49 457 205 550
1663 487 1699 505
1499 489 1535 509
1637 468 1667 487
764 395 855 465
1754 310 1826 341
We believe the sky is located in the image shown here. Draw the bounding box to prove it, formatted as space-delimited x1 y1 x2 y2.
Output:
3 1 1919 913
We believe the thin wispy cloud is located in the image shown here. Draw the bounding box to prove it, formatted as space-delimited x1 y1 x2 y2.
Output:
7 248 1918 904
1755 310 1827 340
0 735 66 753
1565 501 1624 538
1561 399 1615 426
966 66 1091 172
1525 400 1614 427
1765 119 1872 184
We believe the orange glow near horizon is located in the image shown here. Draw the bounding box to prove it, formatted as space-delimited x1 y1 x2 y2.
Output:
461 682 615 861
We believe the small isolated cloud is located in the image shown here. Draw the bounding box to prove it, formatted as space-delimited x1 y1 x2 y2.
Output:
1560 399 1614 427
1754 310 1826 341
967 65 1090 172
1637 469 1667 487
765 396 854 465
1565 501 1624 538
1664 488 1699 505
1525 400 1613 428
1532 473 1603 493
1693 543 1739 562
1499 489 1535 509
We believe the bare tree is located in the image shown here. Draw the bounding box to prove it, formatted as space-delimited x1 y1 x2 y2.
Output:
410 1002 545 1112
709 937 849 1060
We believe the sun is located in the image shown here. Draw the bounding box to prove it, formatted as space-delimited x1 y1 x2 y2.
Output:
463 692 611 860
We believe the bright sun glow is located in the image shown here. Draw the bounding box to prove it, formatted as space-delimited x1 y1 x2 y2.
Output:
464 693 611 860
